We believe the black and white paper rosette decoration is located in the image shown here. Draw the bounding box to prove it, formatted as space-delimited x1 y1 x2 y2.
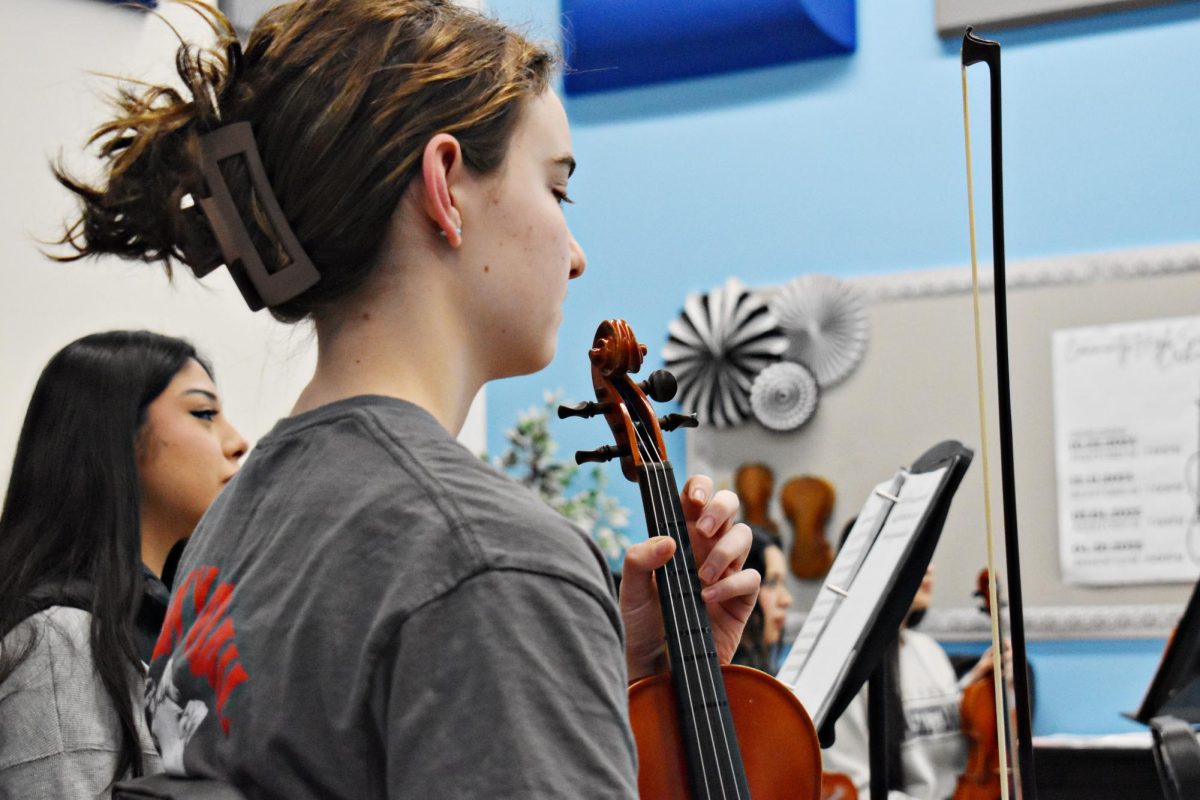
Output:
769 274 869 388
750 361 819 431
662 278 787 428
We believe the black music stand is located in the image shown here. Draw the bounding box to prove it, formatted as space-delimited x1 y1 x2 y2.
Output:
1128 575 1200 727
778 440 973 800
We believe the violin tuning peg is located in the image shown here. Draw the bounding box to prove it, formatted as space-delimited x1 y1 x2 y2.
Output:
638 369 678 403
658 413 699 432
557 401 604 420
574 444 626 465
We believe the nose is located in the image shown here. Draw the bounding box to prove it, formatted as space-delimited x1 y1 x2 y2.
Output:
780 586 793 609
568 235 587 279
223 419 249 463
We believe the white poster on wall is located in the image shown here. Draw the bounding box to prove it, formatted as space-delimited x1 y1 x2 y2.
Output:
1052 315 1200 585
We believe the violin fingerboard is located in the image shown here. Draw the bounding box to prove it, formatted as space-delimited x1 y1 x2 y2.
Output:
639 462 751 799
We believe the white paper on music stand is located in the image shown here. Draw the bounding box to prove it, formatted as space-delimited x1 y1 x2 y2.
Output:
777 466 949 729
777 475 900 686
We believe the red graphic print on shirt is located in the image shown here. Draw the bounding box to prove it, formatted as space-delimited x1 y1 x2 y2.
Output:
152 566 249 735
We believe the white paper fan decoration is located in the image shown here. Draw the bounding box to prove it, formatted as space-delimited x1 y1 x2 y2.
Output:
769 275 869 388
662 278 788 428
750 362 819 431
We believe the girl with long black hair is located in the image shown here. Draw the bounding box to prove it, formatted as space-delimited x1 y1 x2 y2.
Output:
0 330 246 798
733 526 794 673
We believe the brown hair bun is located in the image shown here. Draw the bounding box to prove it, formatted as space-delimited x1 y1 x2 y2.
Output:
55 0 557 322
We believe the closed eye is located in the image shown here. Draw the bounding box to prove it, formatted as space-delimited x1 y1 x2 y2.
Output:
553 188 574 206
191 409 218 422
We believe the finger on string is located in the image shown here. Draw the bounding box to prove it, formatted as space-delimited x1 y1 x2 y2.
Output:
695 522 751 585
679 474 714 519
619 536 675 607
699 562 761 606
689 488 740 539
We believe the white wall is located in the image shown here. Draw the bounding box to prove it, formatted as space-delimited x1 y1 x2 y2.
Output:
0 0 485 489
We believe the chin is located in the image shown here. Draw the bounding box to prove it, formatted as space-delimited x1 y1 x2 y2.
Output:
525 338 558 375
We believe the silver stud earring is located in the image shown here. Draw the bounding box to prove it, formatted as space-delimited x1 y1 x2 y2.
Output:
438 227 463 239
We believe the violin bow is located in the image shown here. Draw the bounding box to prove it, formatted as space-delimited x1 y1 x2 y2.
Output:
961 27 1037 799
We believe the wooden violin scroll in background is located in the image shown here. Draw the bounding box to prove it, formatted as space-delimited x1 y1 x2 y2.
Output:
560 319 823 799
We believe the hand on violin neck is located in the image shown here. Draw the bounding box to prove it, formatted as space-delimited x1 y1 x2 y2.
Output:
964 646 997 688
619 475 760 681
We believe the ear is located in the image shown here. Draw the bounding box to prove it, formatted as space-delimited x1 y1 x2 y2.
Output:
420 133 465 248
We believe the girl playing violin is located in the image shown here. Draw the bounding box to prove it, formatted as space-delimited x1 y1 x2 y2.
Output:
822 558 993 800
55 2 758 796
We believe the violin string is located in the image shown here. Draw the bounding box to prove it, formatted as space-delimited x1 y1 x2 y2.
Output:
631 416 739 799
650 455 742 800
629 420 719 799
633 425 730 800
634 429 720 799
963 63 1013 800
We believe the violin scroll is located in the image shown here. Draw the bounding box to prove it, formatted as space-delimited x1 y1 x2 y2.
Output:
558 319 669 483
588 318 644 377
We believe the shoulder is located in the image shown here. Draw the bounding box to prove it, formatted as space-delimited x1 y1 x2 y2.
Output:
901 629 952 665
178 396 614 642
899 629 959 695
357 397 617 618
0 608 156 774
219 396 612 603
1 606 93 688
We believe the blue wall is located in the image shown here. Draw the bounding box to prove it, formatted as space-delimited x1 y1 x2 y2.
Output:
945 638 1168 735
485 0 1200 736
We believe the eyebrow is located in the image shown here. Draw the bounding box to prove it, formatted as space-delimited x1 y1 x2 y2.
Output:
551 155 577 177
183 389 219 402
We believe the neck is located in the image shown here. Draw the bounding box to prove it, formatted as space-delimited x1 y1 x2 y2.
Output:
293 264 483 436
139 515 179 579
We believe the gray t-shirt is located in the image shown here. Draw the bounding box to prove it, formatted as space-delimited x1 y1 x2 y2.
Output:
145 396 637 799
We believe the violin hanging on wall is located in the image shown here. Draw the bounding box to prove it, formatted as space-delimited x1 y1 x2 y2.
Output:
782 475 836 580
561 319 823 799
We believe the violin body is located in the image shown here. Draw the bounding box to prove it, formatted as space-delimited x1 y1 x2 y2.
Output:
819 772 858 800
953 676 1001 800
782 475 836 579
953 568 1001 800
629 664 822 799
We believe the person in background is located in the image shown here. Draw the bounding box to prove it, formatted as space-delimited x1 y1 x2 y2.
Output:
733 526 794 673
822 517 993 800
54 1 759 796
0 331 246 798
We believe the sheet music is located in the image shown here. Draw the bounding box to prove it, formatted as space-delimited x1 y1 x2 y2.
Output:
777 474 903 686
776 466 950 729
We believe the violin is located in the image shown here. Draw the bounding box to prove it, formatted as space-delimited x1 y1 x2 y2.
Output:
734 463 781 538
819 771 858 800
782 475 836 580
953 568 1001 800
562 319 822 799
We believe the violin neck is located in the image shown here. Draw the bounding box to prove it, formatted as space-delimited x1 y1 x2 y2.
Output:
637 461 750 798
